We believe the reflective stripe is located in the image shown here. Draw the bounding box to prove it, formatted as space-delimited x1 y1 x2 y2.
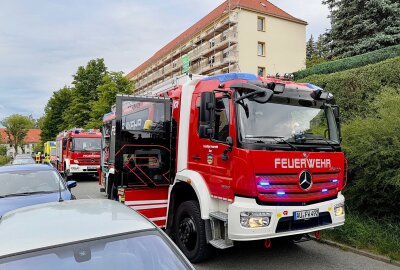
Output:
125 200 168 206
149 216 167 222
130 204 168 210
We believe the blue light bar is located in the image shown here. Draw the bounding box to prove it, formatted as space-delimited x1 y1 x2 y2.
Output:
276 191 286 196
258 181 270 187
202 73 257 83
331 179 339 183
321 189 328 193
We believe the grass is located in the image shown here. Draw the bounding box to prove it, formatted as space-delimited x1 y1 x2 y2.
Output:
322 212 400 261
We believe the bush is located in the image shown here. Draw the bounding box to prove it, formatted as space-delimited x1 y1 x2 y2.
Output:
0 156 11 166
0 145 6 156
341 89 400 220
299 57 400 122
323 213 400 261
295 45 400 80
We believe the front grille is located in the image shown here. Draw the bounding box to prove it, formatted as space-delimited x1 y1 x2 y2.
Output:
276 212 332 233
78 158 100 164
257 172 340 204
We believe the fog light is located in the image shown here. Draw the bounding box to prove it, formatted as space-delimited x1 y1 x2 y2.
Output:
334 203 345 216
240 212 271 228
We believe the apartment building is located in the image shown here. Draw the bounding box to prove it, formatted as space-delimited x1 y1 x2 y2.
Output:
127 0 307 93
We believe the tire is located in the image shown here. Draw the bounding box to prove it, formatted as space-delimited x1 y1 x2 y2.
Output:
173 200 210 263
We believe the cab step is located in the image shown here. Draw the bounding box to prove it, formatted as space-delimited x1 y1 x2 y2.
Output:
209 239 233 249
209 211 233 249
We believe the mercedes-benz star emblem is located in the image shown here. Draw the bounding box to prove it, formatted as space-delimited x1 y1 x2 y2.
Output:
299 170 312 190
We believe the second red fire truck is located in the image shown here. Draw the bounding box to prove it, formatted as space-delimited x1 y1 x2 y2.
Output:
56 129 102 178
100 73 346 262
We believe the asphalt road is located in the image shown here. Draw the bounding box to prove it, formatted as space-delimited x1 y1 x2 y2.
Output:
72 179 399 270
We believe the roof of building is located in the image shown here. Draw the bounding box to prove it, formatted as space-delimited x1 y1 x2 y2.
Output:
0 199 155 257
0 129 41 144
127 0 307 79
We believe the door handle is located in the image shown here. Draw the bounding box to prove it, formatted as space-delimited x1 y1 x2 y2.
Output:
192 155 201 160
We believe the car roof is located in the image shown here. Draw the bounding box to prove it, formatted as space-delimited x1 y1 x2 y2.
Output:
0 164 54 173
0 199 155 257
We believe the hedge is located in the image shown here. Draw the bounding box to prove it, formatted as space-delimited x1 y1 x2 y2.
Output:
299 57 400 122
294 45 400 80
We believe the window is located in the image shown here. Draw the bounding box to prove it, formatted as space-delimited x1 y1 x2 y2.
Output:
223 48 230 59
213 97 230 142
257 67 265 77
258 42 265 56
209 39 215 48
208 56 215 67
258 17 265 31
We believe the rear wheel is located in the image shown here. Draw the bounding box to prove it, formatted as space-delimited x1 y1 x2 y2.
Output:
173 200 210 263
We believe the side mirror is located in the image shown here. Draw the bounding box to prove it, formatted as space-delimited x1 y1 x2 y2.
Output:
62 138 68 150
199 92 216 138
226 136 233 147
332 106 342 142
67 180 77 189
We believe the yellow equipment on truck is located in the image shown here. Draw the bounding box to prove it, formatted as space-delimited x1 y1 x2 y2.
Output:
43 141 56 164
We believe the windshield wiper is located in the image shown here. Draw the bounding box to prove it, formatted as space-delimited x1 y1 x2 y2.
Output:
245 136 298 151
2 191 57 198
303 134 337 151
235 90 266 103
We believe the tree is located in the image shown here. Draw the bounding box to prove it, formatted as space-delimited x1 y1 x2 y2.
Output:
86 72 134 128
63 59 107 128
323 0 400 58
1 114 34 156
40 87 74 142
306 35 316 59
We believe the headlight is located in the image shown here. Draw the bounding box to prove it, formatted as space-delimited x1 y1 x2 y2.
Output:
240 212 271 228
334 203 345 216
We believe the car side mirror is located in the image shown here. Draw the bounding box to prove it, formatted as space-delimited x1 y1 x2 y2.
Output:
67 180 77 189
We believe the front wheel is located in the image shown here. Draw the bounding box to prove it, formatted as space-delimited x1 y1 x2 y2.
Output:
173 200 210 263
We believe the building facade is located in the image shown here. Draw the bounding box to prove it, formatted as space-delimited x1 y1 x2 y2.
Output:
0 129 41 157
127 0 307 93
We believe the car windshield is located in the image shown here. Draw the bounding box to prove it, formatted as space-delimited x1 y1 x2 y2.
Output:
237 98 339 143
0 170 64 197
72 138 101 152
0 231 191 270
12 158 35 165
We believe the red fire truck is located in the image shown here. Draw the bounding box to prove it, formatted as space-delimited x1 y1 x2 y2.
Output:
56 129 102 178
100 73 346 262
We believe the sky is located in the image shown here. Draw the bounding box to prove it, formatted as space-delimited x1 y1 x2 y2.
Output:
0 0 330 121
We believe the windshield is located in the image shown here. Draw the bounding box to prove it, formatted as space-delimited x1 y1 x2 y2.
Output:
73 138 101 152
237 98 339 144
0 170 65 197
0 231 191 270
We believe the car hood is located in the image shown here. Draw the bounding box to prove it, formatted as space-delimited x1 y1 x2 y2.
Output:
0 190 72 217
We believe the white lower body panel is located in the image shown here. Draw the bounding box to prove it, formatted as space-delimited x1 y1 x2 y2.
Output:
228 193 345 241
68 165 99 174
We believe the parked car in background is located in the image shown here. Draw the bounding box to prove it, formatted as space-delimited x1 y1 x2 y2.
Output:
0 199 195 270
0 164 76 217
11 154 36 165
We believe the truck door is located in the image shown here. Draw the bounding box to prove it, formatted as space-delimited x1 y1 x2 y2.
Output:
190 91 234 201
113 95 173 227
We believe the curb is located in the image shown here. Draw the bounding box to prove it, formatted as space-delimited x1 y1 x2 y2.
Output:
313 237 400 267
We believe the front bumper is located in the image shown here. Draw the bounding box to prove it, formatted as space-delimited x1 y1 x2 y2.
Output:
228 193 345 241
68 165 99 174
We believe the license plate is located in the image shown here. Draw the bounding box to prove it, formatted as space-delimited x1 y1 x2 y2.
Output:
294 209 319 220
88 166 98 170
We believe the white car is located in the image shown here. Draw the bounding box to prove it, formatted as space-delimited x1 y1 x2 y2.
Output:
0 199 195 270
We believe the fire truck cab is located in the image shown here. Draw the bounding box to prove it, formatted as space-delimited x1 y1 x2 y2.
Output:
56 129 102 178
101 73 346 262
